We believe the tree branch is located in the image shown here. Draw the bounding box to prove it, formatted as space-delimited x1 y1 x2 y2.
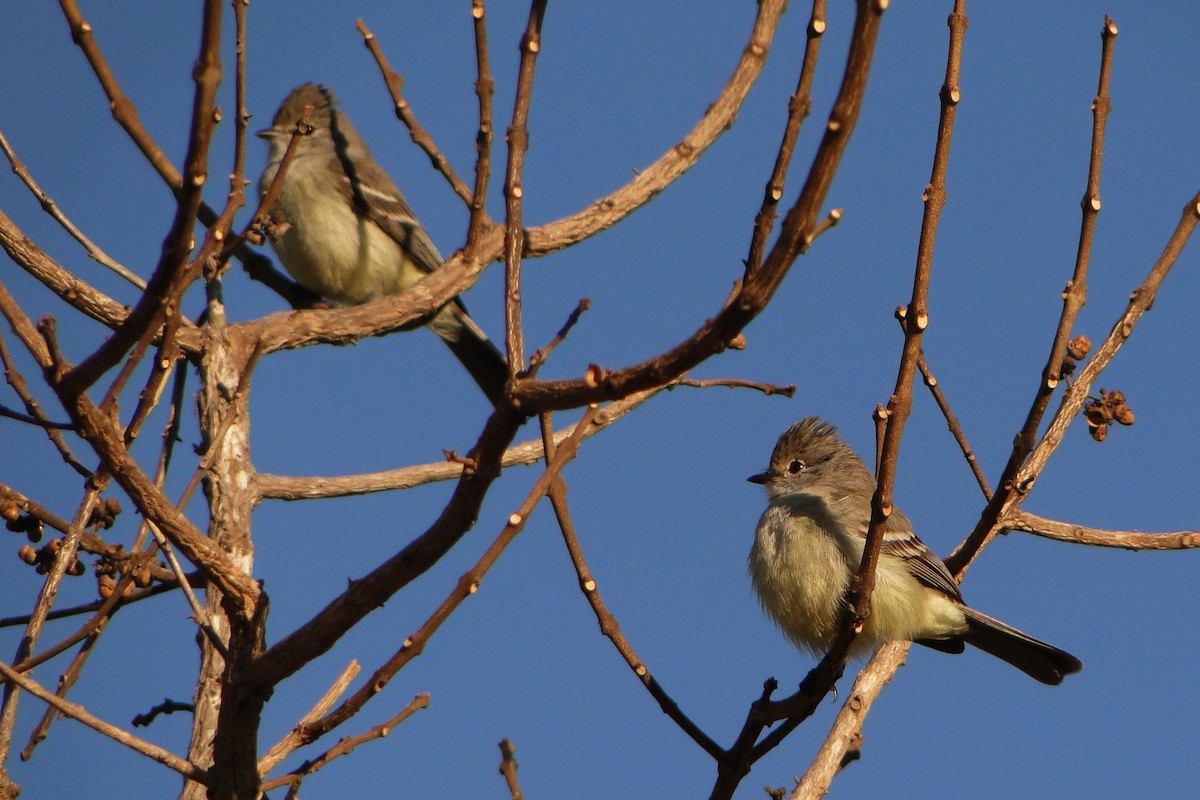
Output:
947 15 1120 573
1003 509 1200 551
524 0 788 257
0 660 207 783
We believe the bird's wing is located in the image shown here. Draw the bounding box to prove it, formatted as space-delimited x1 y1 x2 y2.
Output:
335 155 445 274
881 513 963 602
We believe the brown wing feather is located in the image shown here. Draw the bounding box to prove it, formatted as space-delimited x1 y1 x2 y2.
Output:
881 509 963 602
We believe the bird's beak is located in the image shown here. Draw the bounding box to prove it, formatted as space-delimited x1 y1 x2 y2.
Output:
747 470 772 485
255 128 277 141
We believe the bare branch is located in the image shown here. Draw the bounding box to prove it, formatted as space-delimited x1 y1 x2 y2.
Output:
0 490 101 762
501 0 548 375
948 15 1120 573
549 466 723 760
467 0 496 252
524 298 591 378
357 19 474 206
0 331 89 477
131 698 195 728
0 128 145 289
524 0 788 256
710 5 950 795
255 387 658 501
858 0 969 624
746 0 829 274
791 643 909 799
259 661 362 775
913 346 991 499
498 738 524 800
511 0 884 417
260 694 429 793
670 377 796 397
0 577 195 630
268 406 598 745
947 188 1200 573
19 612 116 761
1004 510 1200 551
0 660 207 783
50 373 262 615
145 522 229 659
58 0 226 397
0 210 136 331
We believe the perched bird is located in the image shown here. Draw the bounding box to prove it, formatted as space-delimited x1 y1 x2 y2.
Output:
257 83 507 405
747 417 1082 685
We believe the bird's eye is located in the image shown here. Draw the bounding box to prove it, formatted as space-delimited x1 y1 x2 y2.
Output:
787 460 805 474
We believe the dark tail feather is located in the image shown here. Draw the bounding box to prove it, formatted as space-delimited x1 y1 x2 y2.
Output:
429 301 508 407
961 608 1082 685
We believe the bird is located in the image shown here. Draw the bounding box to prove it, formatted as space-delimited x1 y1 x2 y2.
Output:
747 417 1082 685
257 83 507 406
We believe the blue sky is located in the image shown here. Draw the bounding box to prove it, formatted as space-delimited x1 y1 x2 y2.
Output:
2 2 1198 798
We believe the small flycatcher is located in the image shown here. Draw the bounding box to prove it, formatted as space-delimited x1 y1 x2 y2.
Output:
257 83 507 405
748 417 1082 685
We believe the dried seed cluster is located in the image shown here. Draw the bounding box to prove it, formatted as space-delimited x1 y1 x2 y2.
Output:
1083 388 1135 442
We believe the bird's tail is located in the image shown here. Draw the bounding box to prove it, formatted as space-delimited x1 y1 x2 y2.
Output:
430 301 509 407
961 607 1082 685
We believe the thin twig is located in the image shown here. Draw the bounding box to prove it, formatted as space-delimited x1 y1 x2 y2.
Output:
263 407 597 744
258 661 361 775
948 15 1118 572
58 0 184 198
51 2 302 311
502 0 548 375
212 106 314 271
159 362 190 490
224 0 250 245
58 0 225 398
746 0 829 274
0 577 194 629
762 0 968 783
146 522 229 658
356 19 473 205
498 738 524 800
947 185 1200 573
255 387 660 501
805 207 843 248
131 698 195 728
0 331 89 477
853 0 967 619
0 659 207 782
260 694 429 793
523 299 591 378
510 0 880 417
0 128 145 289
467 0 496 252
523 0 787 258
670 377 796 397
743 0 905 729
0 405 73 429
19 611 115 761
708 4 938 796
49 362 263 614
547 449 723 760
13 498 154 759
0 490 102 762
905 337 991 499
